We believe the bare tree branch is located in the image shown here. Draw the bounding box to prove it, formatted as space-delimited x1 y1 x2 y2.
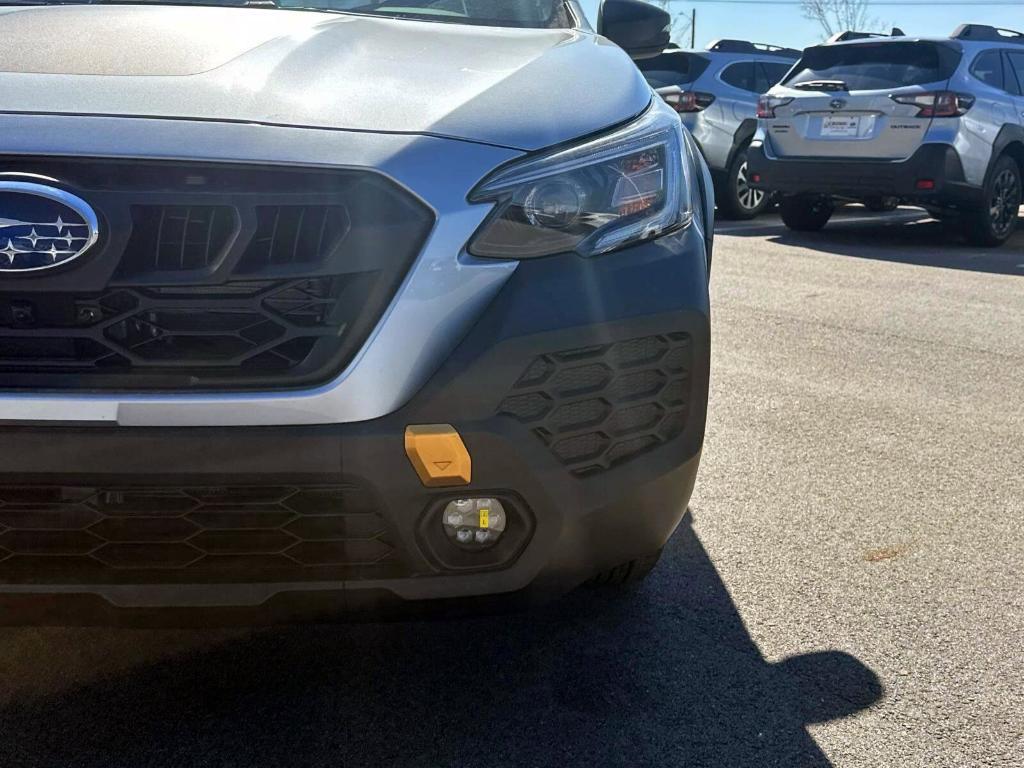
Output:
651 0 693 45
800 0 882 40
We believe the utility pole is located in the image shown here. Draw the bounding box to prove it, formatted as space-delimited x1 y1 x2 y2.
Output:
690 8 696 48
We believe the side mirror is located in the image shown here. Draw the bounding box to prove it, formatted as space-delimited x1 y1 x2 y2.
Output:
597 0 672 60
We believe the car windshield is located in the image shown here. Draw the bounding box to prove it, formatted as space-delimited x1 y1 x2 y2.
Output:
783 41 961 91
2 0 574 27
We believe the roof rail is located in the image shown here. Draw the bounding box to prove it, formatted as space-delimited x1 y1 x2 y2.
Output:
951 24 1024 44
705 39 801 58
828 28 905 43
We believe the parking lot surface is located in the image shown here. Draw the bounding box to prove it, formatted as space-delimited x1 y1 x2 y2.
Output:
0 208 1021 768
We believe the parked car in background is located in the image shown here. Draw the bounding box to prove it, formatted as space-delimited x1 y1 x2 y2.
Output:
749 24 1024 247
640 40 799 219
0 0 714 622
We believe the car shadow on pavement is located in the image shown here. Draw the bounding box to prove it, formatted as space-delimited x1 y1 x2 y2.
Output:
0 511 882 768
723 208 1024 277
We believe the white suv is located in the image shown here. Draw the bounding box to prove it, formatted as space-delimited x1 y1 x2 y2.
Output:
748 25 1024 247
640 40 798 219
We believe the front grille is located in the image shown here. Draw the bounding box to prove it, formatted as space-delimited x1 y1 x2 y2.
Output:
499 333 692 475
0 485 408 585
0 158 433 391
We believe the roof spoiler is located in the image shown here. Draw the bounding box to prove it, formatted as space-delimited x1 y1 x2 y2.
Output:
706 39 801 58
827 28 905 43
951 24 1024 44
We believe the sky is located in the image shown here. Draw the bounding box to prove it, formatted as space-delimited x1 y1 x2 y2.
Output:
578 0 1023 50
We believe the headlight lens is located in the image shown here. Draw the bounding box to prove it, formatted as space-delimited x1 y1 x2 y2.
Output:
468 102 692 259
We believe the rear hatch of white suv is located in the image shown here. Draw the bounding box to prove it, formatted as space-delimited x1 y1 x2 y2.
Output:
636 49 711 90
766 39 963 160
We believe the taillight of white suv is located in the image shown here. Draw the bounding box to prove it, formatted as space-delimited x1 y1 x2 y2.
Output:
660 89 716 113
890 91 975 117
756 94 793 119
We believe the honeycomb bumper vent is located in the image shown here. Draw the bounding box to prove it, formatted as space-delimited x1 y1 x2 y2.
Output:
499 333 692 475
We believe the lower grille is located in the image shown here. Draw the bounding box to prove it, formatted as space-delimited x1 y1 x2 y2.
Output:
0 275 377 389
499 333 692 475
0 485 408 585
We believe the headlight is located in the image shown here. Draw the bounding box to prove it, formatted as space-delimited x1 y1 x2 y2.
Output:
468 102 692 259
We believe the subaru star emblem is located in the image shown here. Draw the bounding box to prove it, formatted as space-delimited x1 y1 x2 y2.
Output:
830 98 847 110
0 181 99 273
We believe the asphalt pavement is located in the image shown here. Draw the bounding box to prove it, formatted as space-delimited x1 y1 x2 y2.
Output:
0 207 1021 767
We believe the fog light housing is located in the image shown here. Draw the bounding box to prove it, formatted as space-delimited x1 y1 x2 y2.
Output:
442 498 506 550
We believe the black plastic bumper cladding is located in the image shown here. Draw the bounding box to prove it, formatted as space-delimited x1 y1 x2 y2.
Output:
747 142 983 205
0 227 710 620
0 158 434 391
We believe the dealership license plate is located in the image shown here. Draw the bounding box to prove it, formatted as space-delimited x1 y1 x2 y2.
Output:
821 115 862 137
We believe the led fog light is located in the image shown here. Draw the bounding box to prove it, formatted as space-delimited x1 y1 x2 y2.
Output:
442 498 506 550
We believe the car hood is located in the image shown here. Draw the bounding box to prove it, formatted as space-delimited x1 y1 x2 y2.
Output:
0 5 650 151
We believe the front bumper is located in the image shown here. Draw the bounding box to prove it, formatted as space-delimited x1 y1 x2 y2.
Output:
747 140 985 206
0 229 710 623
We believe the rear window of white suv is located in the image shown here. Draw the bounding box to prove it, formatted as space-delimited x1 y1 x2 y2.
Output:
637 51 711 89
783 41 961 91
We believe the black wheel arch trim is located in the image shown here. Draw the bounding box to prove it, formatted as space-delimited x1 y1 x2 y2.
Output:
726 119 758 172
990 124 1024 176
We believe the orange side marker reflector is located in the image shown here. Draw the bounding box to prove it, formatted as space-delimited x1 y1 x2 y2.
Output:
404 424 472 487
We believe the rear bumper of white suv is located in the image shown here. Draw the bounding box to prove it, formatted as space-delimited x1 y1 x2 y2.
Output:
747 140 985 206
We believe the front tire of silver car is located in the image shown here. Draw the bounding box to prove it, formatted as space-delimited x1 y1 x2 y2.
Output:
965 155 1021 248
779 194 834 232
717 148 768 220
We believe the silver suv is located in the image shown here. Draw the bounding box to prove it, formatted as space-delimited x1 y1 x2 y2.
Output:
749 25 1024 247
0 0 713 621
639 40 799 219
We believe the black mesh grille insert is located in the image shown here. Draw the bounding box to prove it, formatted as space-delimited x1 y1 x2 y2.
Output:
0 158 433 391
499 333 692 475
0 485 408 585
240 206 350 271
118 205 238 277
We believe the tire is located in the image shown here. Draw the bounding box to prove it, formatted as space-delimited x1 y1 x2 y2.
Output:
964 155 1021 248
716 147 769 220
588 549 663 587
779 194 834 232
864 196 899 213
